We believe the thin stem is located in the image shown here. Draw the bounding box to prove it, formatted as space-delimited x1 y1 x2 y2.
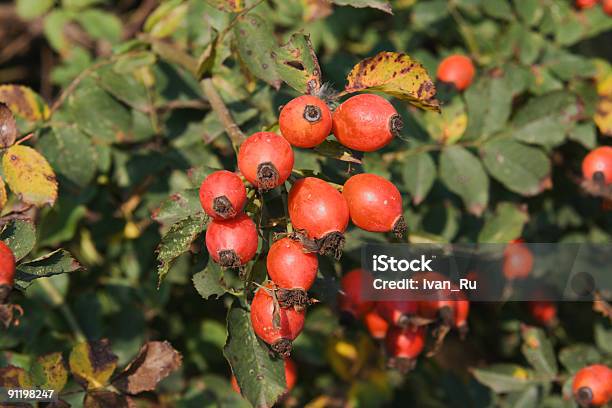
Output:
200 78 247 147
448 1 481 61
39 278 87 343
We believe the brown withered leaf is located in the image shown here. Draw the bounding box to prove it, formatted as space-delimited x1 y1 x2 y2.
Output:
84 391 135 408
0 102 17 148
112 341 182 395
344 51 440 112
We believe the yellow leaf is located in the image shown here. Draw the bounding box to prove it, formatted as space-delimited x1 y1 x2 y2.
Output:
0 85 50 121
32 352 68 392
69 340 118 390
0 177 6 211
344 51 440 112
2 145 58 207
423 96 467 144
0 365 33 388
595 96 612 136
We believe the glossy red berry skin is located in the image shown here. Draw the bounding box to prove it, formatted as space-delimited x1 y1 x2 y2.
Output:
376 300 418 326
0 241 15 287
338 269 375 318
575 0 599 9
279 95 332 148
199 170 247 220
238 132 294 190
582 146 612 184
288 177 349 240
206 213 258 267
267 238 318 290
572 364 612 407
437 55 475 91
528 301 557 326
343 173 404 234
231 358 297 395
363 309 389 340
503 242 534 280
604 0 612 15
250 285 305 355
385 326 426 359
332 94 402 152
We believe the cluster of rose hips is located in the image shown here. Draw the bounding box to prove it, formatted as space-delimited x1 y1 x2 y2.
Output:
337 268 469 372
200 88 414 362
576 0 612 15
572 364 612 407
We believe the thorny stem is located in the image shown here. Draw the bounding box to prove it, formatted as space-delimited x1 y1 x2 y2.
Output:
39 278 87 343
200 78 247 147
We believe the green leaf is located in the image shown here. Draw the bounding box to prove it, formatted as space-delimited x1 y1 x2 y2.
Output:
478 202 528 243
514 0 543 26
156 215 207 286
68 82 133 144
0 220 36 261
482 0 513 20
43 10 73 54
62 0 107 10
521 326 558 379
439 146 489 216
401 151 436 205
511 91 578 148
76 9 122 43
37 127 98 188
272 33 322 94
558 344 602 373
463 75 513 141
94 65 150 112
473 364 534 393
192 260 227 300
223 303 286 408
153 189 203 228
481 138 551 196
568 122 597 149
16 0 54 20
16 249 82 284
331 0 392 14
234 13 282 89
314 140 362 164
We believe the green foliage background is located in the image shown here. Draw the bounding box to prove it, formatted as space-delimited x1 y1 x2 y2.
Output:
1 0 612 406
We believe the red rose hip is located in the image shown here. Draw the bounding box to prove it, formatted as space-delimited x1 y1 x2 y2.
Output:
199 170 247 220
342 173 406 237
0 241 15 304
267 237 318 309
288 177 349 258
503 242 534 280
582 146 612 184
338 269 375 318
206 213 258 267
575 0 599 9
385 326 426 372
376 300 418 327
238 132 294 191
437 55 475 91
572 364 612 407
279 95 332 148
250 284 306 357
363 309 389 339
332 94 402 152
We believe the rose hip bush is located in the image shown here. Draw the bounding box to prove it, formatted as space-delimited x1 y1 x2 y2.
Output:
1 0 612 407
